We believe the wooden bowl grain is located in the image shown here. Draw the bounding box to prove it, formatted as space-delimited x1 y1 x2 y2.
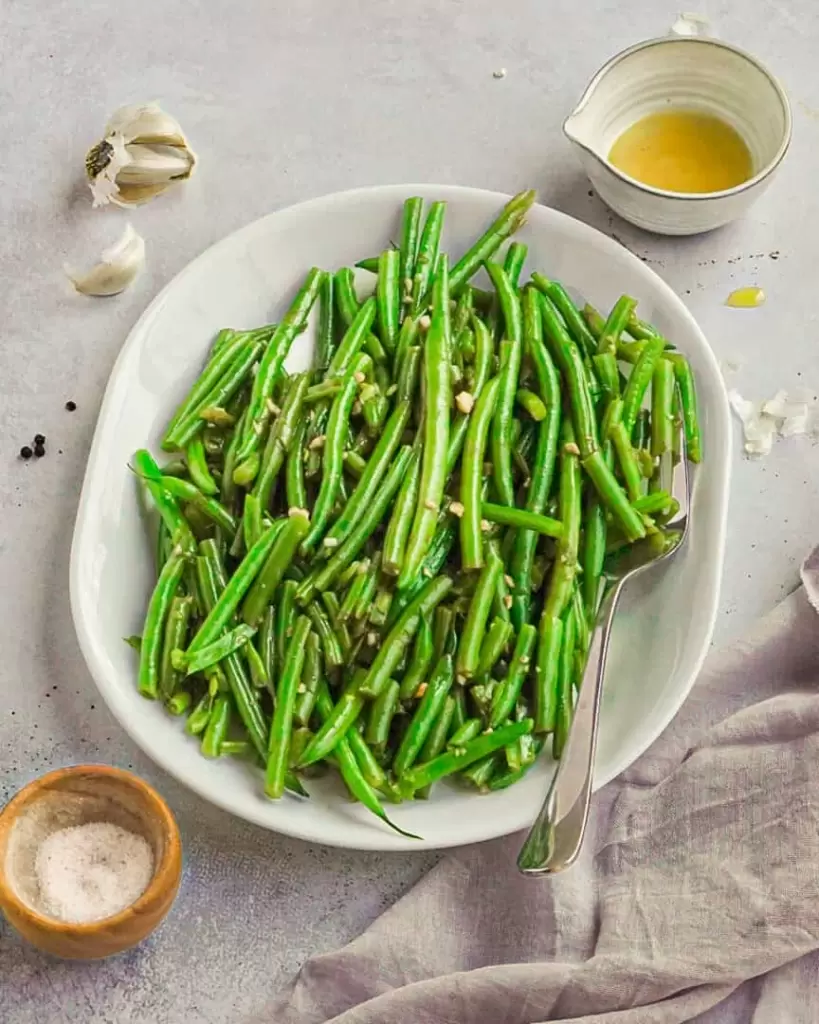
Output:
0 765 181 958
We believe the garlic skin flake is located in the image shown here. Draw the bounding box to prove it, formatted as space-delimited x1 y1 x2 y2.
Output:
85 102 196 207
66 223 146 296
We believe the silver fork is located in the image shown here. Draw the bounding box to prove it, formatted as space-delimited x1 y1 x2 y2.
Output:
517 431 691 876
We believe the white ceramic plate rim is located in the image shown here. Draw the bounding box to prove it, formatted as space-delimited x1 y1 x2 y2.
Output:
70 183 731 850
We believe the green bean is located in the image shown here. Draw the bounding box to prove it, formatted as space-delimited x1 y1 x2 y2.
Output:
275 579 298 668
383 443 422 576
166 690 192 716
220 740 252 758
158 475 237 537
174 622 257 676
509 287 562 630
597 295 637 357
368 583 393 628
317 270 335 371
581 449 646 542
448 717 482 750
530 275 597 361
633 491 678 517
398 261 452 589
593 352 620 396
539 292 599 459
475 617 514 680
322 401 410 551
667 353 701 462
306 601 344 670
621 335 666 436
202 694 232 758
360 575 453 700
239 509 310 627
449 190 536 295
293 631 323 727
553 605 577 759
489 623 537 727
456 545 502 679
432 605 454 664
366 678 401 755
447 313 495 475
162 330 249 449
220 409 246 506
138 549 188 699
338 562 369 621
503 241 528 288
488 739 544 790
486 261 523 506
242 493 263 550
265 615 311 798
459 376 500 569
398 613 435 701
285 421 308 509
394 316 419 383
172 340 265 450
185 435 217 496
353 553 381 620
197 542 269 758
399 718 533 795
419 694 456 766
481 502 563 539
411 201 446 314
158 595 193 700
253 373 309 509
232 452 260 488
516 388 547 421
343 450 367 479
315 681 418 838
376 249 401 352
582 443 611 618
535 424 581 733
346 727 390 792
334 267 360 327
493 559 512 624
301 355 366 553
307 446 414 597
393 654 454 776
297 672 366 767
460 754 499 790
238 267 323 461
399 196 424 300
185 693 212 736
651 358 675 458
244 630 270 691
133 450 196 552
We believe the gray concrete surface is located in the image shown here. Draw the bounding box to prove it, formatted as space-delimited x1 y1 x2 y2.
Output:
2 0 819 1019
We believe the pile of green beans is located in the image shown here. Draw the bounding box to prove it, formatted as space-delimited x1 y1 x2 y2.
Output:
132 189 700 837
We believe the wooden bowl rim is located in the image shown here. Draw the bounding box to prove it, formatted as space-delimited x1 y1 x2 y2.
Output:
0 764 181 935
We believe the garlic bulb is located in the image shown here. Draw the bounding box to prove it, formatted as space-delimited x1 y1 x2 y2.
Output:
85 102 196 207
66 223 146 296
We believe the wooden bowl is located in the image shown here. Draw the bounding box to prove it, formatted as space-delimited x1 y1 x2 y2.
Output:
0 765 182 958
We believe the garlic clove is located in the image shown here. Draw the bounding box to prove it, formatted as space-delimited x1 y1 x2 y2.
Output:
66 223 146 296
85 102 196 207
115 144 195 184
104 101 189 147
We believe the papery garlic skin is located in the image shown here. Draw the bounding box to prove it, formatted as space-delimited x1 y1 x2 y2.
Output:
65 223 146 296
85 102 196 208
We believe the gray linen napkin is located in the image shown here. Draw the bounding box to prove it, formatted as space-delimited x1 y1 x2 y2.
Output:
269 558 819 1024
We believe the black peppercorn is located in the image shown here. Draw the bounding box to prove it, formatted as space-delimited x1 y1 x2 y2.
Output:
65 401 77 411
19 446 33 459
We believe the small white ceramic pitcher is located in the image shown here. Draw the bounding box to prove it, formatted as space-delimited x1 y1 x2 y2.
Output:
563 14 791 235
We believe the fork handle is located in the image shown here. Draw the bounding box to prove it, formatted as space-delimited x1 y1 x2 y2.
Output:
517 580 624 875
